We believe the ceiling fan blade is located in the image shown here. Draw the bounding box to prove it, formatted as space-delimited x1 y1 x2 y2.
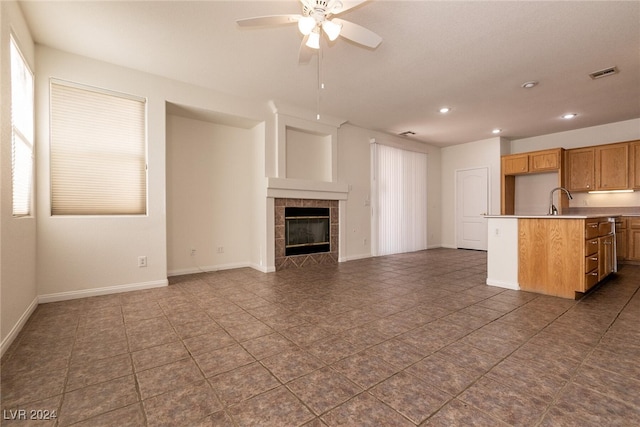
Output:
332 18 382 48
298 36 314 64
236 14 301 27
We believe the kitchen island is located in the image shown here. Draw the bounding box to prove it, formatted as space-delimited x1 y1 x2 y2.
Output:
486 215 616 299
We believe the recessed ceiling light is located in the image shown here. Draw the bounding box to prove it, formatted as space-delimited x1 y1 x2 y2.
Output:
439 107 451 113
562 113 578 119
521 81 538 89
492 128 502 134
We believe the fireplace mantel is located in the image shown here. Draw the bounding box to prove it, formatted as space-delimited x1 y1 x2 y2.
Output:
266 177 349 200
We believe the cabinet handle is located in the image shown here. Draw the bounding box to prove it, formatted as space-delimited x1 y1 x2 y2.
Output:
604 241 612 245
590 257 597 261
589 271 599 276
591 241 598 245
589 224 598 228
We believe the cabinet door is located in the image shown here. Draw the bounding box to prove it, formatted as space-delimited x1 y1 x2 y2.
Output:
617 229 627 260
530 149 561 172
598 235 614 280
631 141 640 189
566 148 595 191
628 219 640 261
502 154 529 175
596 143 629 190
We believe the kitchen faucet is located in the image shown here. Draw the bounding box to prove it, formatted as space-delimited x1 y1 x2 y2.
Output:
548 187 573 215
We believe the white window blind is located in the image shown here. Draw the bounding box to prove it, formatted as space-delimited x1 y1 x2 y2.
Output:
10 37 34 217
50 80 147 215
371 143 428 256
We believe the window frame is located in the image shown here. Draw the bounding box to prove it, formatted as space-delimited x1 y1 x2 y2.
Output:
49 78 148 217
10 34 35 218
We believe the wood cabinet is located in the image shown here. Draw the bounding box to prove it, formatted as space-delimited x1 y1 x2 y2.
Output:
565 148 595 191
501 148 564 214
518 217 615 299
598 234 614 281
502 154 529 175
595 143 629 190
616 217 627 261
565 141 637 192
628 218 640 262
631 141 640 189
530 149 561 172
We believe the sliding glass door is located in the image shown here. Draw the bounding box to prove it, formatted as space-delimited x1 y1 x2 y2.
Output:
371 142 428 256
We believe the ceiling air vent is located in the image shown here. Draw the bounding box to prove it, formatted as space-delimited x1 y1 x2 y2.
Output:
589 66 619 80
398 131 416 136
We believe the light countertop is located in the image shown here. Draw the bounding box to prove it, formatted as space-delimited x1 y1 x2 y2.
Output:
485 214 621 219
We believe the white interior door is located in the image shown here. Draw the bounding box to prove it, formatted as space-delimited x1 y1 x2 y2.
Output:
456 167 489 250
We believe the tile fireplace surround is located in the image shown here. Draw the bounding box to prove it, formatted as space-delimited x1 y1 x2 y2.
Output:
275 199 339 270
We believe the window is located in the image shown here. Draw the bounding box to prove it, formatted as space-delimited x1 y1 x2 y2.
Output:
10 36 34 217
50 80 147 215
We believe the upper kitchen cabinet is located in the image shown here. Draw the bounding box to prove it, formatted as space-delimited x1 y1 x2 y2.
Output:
631 140 640 189
565 147 595 191
595 142 629 190
566 141 638 192
502 153 529 175
529 148 562 172
502 149 562 175
501 148 564 214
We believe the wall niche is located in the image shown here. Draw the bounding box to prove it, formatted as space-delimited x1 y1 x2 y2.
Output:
286 127 331 182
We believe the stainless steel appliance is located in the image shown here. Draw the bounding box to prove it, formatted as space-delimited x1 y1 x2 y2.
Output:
608 216 619 272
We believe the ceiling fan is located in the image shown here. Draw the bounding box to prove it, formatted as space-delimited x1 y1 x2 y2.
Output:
236 0 382 60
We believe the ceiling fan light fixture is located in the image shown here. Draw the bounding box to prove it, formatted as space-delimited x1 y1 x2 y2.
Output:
306 30 320 49
322 20 342 41
298 16 316 35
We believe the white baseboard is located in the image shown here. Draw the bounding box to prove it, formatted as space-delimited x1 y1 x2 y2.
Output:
168 262 256 277
38 279 168 304
486 278 520 290
250 263 276 273
341 253 372 262
1 296 39 358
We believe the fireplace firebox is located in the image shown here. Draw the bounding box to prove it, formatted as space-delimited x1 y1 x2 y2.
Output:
285 207 330 256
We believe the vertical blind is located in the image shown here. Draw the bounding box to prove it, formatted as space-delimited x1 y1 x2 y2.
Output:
10 37 34 217
371 143 428 256
50 80 147 215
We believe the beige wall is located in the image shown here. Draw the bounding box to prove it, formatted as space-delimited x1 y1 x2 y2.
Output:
440 137 506 249
34 46 270 300
337 124 442 259
166 115 262 274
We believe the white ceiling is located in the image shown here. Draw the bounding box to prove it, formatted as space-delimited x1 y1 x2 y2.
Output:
18 0 640 146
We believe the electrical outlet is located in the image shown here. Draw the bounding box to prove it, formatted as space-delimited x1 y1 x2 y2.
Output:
190 249 196 256
138 256 147 267
217 246 224 254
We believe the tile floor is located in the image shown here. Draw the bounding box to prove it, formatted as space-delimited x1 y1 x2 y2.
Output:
2 248 639 426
